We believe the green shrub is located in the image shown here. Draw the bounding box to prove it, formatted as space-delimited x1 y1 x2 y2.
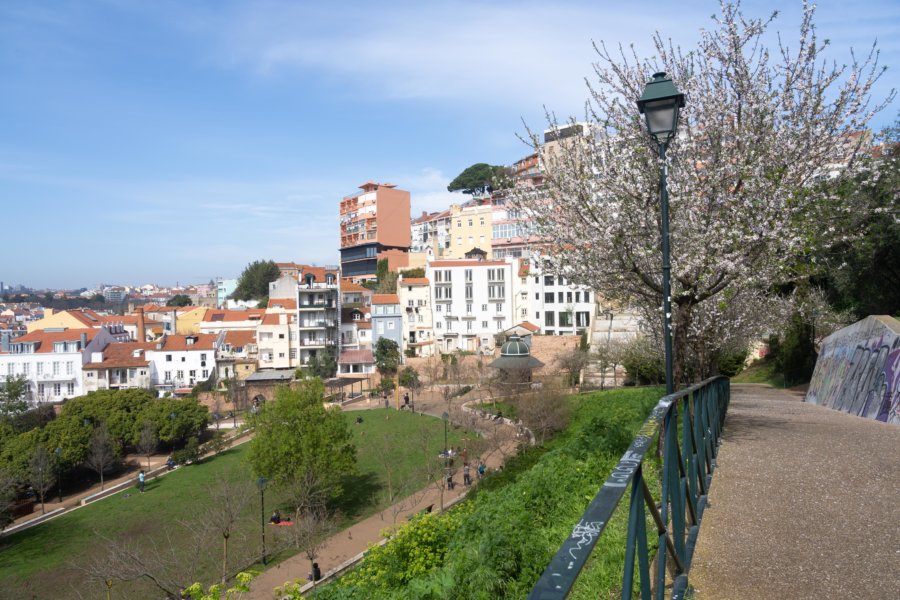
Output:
716 348 749 377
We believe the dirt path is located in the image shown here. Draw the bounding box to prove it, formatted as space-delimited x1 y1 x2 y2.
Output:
689 384 900 599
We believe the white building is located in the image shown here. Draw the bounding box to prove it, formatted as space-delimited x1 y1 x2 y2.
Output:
397 276 435 357
147 333 219 394
526 259 595 335
426 259 514 353
0 325 131 404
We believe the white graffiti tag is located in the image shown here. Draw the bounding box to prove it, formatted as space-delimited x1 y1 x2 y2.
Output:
568 519 605 562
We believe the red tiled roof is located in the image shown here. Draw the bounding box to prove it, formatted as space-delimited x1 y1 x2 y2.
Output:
224 330 256 347
518 321 540 333
203 309 266 322
161 334 217 351
340 279 368 293
267 298 298 310
4 328 98 353
356 321 372 330
83 342 155 370
372 294 400 305
338 349 374 364
401 278 429 285
261 313 295 326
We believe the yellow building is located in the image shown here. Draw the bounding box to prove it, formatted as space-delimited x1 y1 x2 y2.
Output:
444 202 493 260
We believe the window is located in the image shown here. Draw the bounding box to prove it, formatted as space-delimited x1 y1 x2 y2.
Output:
575 291 581 303
418 315 423 323
181 356 186 362
465 269 473 282
54 383 61 396
201 353 207 361
278 333 285 339
129 368 136 379
66 361 73 375
87 372 94 378
567 292 573 303
446 320 453 332
480 235 485 245
436 322 442 329
536 311 540 319
465 284 473 300
480 217 485 226
488 284 505 300
37 363 43 375
482 321 488 328
52 361 60 375
457 236 462 246
457 220 462 228
584 291 591 303
190 370 197 378
558 276 565 285
545 292 555 303
278 352 285 358
38 384 44 397
544 275 554 286
496 303 503 313
164 371 172 381
6 364 12 375
577 311 591 328
436 304 442 312
466 303 473 313
166 354 172 362
387 321 395 330
545 312 555 326
177 370 184 380
481 304 488 311
558 292 564 303
468 219 473 226
559 312 572 327
488 268 505 282
23 363 29 375
535 293 540 300
467 321 473 332
377 322 385 334
289 349 297 359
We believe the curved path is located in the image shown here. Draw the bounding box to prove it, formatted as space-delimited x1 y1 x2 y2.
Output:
689 384 900 599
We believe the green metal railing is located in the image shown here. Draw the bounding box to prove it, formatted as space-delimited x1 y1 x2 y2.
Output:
528 376 730 600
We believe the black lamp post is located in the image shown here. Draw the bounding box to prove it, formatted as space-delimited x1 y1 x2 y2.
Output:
441 411 449 458
257 476 267 564
637 72 685 395
55 447 62 503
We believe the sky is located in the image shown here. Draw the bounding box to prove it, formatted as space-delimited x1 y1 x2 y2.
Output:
1 0 897 290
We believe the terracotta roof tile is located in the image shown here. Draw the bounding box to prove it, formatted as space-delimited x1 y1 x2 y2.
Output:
267 298 298 310
223 330 256 347
400 278 430 285
338 349 374 364
83 342 155 369
161 334 218 351
372 294 400 305
203 309 266 322
3 328 98 354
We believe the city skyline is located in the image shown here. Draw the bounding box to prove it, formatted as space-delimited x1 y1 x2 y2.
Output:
2 0 897 289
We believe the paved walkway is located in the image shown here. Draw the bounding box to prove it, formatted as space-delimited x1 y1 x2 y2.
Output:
690 384 900 599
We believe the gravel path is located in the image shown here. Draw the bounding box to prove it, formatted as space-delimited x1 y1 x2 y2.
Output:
689 384 900 600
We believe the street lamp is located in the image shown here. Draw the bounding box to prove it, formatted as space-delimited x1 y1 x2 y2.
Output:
637 72 685 395
256 476 268 565
441 411 449 458
55 447 62 503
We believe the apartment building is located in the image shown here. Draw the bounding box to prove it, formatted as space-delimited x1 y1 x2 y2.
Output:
426 259 514 353
526 262 595 335
0 325 131 404
370 294 403 350
444 202 493 260
397 276 434 357
296 268 340 367
339 181 411 279
148 333 219 394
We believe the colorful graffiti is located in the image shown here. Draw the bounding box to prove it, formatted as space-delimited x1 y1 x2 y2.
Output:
806 316 900 425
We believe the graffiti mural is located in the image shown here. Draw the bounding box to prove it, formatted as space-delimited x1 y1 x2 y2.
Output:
806 316 900 425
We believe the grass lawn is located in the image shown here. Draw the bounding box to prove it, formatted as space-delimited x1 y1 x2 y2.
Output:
473 399 518 420
0 410 464 600
731 359 786 387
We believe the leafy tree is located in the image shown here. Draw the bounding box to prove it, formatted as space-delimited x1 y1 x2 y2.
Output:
140 397 209 445
231 260 280 302
447 163 507 194
41 414 93 471
376 258 389 283
0 468 16 531
85 423 117 490
400 267 426 279
307 346 337 379
62 389 155 449
398 366 422 408
513 2 890 386
247 381 356 507
374 338 401 380
0 375 30 420
167 294 193 307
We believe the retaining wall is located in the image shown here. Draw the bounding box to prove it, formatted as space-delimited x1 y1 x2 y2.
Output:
806 315 900 424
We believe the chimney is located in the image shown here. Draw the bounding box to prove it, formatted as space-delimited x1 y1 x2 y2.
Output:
80 332 88 349
171 309 177 334
136 306 146 342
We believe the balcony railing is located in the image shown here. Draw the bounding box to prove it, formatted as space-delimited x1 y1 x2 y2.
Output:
528 376 730 600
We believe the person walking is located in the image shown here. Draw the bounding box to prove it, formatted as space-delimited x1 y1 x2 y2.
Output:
477 460 486 480
138 470 146 493
463 463 472 486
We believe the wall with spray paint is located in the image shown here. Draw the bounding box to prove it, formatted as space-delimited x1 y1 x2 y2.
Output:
806 316 900 425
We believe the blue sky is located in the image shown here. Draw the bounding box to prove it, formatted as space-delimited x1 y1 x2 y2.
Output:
1 0 897 290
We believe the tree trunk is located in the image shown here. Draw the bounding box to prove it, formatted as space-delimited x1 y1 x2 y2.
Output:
673 302 695 389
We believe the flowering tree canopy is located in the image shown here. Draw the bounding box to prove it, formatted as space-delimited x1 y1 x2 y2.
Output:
514 1 893 383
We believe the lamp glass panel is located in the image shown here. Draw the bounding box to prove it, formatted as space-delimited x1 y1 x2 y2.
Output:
643 99 676 135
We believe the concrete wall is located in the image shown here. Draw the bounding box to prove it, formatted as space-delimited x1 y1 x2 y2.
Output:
806 316 900 425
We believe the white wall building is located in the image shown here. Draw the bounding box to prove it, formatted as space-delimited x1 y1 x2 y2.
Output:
147 333 219 393
526 259 595 336
426 259 514 353
397 276 435 357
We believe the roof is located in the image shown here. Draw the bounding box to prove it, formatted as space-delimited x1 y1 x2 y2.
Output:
517 321 540 333
83 342 155 370
356 321 372 330
223 330 256 347
401 278 430 286
203 309 266 322
4 328 98 353
246 369 295 382
161 334 218 351
340 279 369 293
338 349 375 364
372 294 400 305
261 313 295 326
267 298 298 310
429 260 509 268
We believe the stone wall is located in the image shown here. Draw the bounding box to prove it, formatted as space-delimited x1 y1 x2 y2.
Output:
806 315 900 425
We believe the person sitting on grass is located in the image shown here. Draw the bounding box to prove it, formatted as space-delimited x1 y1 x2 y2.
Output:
270 510 281 524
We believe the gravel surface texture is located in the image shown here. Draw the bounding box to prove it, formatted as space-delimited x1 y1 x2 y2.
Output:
689 384 900 600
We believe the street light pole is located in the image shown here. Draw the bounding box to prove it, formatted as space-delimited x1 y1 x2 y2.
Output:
257 477 267 565
637 72 685 396
55 447 62 503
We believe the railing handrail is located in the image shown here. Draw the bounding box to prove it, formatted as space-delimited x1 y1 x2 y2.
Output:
528 376 730 600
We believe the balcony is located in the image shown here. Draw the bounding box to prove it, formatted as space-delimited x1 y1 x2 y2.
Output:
298 339 336 347
298 302 335 310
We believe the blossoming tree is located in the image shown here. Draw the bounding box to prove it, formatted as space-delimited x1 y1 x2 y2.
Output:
513 0 892 384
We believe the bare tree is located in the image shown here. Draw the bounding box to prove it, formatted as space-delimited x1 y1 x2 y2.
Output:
372 429 429 524
137 420 158 470
29 445 55 515
557 348 590 388
515 390 571 445
183 470 255 582
85 423 117 490
288 506 338 592
79 527 204 600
